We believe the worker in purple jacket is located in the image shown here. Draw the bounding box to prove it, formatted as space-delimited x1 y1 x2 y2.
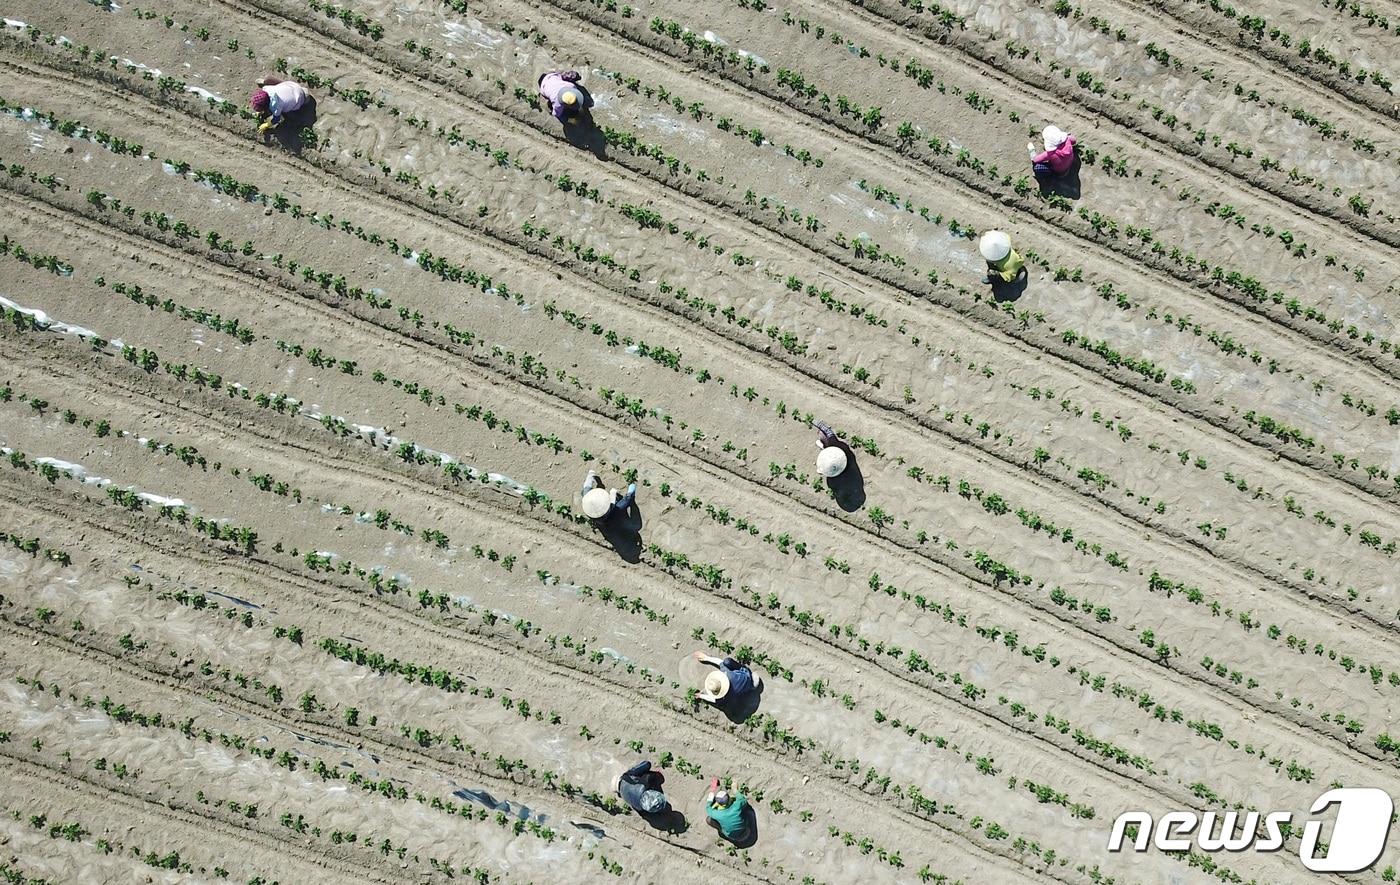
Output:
537 70 593 123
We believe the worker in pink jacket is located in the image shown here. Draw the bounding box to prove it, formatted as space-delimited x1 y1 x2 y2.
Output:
250 76 309 133
537 70 592 123
1028 125 1076 179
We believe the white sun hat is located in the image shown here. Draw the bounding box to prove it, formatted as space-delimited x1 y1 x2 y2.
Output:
704 670 731 699
1042 125 1069 151
816 446 848 478
582 487 612 519
978 230 1012 262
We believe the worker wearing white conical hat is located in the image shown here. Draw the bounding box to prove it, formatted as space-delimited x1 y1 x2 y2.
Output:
1028 124 1077 179
580 470 636 521
813 419 848 478
979 230 1026 284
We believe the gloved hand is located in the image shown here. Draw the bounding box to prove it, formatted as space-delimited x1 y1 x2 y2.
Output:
258 119 276 134
1026 141 1036 153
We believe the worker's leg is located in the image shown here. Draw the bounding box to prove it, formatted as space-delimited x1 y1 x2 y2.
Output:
612 483 637 513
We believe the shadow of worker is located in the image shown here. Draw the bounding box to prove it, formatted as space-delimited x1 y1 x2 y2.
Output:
562 109 609 160
707 803 759 849
594 498 642 563
826 443 866 513
990 266 1029 304
641 808 688 835
1036 152 1082 200
268 96 318 155
718 679 764 725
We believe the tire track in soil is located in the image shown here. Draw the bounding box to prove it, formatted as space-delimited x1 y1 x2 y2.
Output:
3 177 1395 797
1 333 1389 848
172 0 1400 504
0 502 1048 885
0 742 394 883
7 44 1398 646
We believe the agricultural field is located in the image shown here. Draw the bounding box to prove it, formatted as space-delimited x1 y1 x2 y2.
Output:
1 0 1399 881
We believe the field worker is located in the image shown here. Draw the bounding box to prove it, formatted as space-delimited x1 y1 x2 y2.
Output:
693 650 759 706
979 229 1026 284
250 76 308 133
704 779 751 841
538 70 592 123
581 470 636 521
617 759 670 815
814 420 848 478
1028 125 1076 178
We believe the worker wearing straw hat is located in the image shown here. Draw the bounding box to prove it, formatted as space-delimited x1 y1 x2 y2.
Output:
979 230 1026 284
813 420 848 478
581 470 637 521
693 650 760 706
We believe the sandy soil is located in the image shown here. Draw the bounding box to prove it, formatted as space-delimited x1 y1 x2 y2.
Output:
0 0 1397 882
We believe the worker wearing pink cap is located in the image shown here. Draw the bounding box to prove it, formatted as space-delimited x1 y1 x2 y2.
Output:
249 76 309 133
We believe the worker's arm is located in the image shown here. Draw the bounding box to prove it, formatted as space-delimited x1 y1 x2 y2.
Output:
581 471 599 496
623 760 651 780
693 651 726 666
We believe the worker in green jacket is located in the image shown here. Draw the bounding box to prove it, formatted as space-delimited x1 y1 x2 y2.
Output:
705 780 751 841
979 230 1025 284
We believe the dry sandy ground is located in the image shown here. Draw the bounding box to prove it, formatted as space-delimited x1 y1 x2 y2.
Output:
0 0 1398 882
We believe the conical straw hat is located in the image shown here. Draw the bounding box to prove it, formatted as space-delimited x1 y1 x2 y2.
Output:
705 670 730 698
582 487 612 518
817 446 848 477
979 230 1012 262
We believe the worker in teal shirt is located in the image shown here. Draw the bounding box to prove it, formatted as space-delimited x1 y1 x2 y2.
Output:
705 780 750 841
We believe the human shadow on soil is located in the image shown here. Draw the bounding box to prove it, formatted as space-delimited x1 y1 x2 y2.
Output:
707 805 759 849
640 809 688 835
563 114 609 160
827 445 866 512
718 681 764 724
991 267 1029 303
267 97 318 154
1037 154 1081 200
596 502 642 562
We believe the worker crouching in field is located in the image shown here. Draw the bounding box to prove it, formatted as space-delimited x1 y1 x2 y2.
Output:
617 759 670 816
705 779 753 844
538 70 593 124
250 77 309 134
1028 125 1076 180
581 470 636 522
979 229 1026 285
814 420 848 479
693 650 760 707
